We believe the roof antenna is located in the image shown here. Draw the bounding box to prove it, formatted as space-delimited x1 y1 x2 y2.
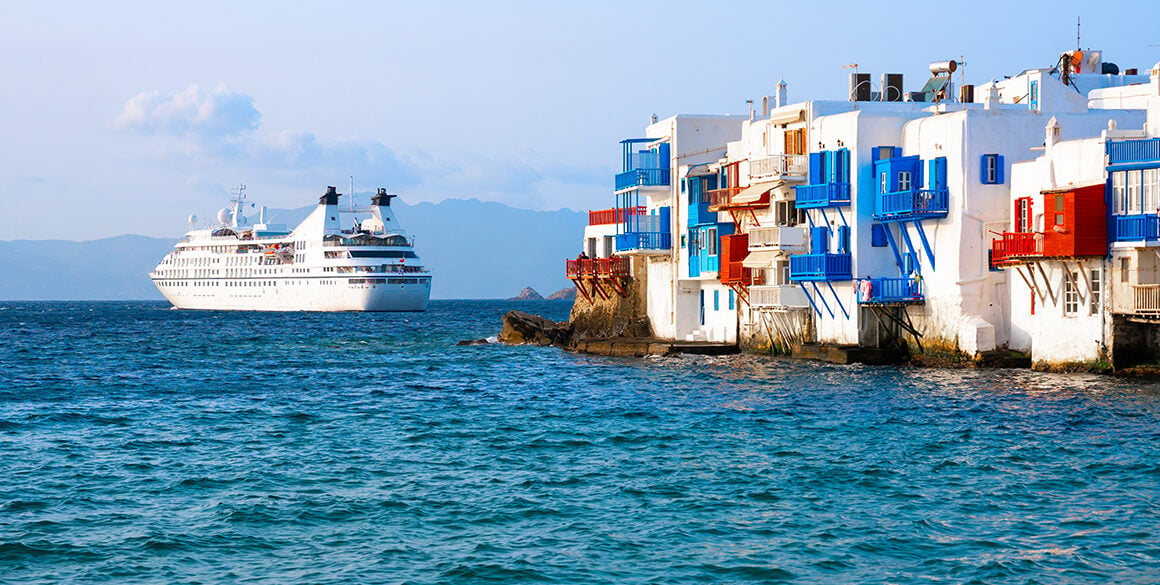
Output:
1076 16 1081 50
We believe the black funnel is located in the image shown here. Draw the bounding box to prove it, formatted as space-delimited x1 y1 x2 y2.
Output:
319 186 339 206
371 187 397 207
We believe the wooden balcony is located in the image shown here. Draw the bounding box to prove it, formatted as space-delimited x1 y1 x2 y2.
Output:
749 154 807 181
990 232 1042 266
588 206 645 226
749 284 808 309
1134 284 1160 315
856 277 923 304
747 226 806 253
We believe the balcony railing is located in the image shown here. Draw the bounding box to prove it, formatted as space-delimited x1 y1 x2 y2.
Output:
615 168 670 191
749 154 808 180
874 188 949 221
1108 138 1160 165
566 257 631 279
794 182 851 208
747 226 806 252
856 277 923 304
1113 214 1160 242
615 231 671 252
1134 284 1160 314
990 232 1042 266
789 253 853 282
706 187 740 211
720 261 763 285
589 206 646 226
749 284 808 309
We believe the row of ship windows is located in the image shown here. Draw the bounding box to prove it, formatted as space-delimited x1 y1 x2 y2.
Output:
158 278 429 287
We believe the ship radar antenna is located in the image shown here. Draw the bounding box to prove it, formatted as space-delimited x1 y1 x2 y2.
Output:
1076 16 1081 51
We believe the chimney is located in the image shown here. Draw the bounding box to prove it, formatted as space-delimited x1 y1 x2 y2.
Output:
1046 116 1061 156
775 78 787 108
319 186 339 206
371 187 396 207
982 82 1000 110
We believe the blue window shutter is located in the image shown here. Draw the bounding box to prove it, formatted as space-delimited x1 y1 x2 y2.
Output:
837 225 850 253
658 143 670 169
980 155 990 184
871 223 888 247
714 290 720 311
840 148 850 182
728 290 734 310
810 226 829 254
936 157 947 190
808 152 823 184
996 155 1005 184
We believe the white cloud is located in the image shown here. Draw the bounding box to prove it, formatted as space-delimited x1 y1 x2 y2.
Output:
113 83 260 137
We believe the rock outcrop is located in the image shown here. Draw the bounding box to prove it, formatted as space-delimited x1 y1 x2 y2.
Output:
498 310 573 346
545 287 577 301
508 287 545 301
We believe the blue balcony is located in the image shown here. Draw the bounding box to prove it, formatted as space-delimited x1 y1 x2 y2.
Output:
1108 138 1160 165
1113 214 1160 242
794 182 851 208
789 253 852 282
616 231 671 252
615 168 670 190
874 188 949 221
688 253 719 278
856 277 923 304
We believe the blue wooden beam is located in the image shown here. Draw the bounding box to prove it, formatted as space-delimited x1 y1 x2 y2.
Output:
826 281 850 320
911 220 936 272
809 281 835 319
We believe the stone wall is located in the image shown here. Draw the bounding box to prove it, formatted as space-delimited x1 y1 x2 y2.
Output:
569 258 652 340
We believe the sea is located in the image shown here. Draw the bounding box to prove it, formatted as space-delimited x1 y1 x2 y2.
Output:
1 300 1158 584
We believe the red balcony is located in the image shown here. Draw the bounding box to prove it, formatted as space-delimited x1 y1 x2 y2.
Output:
990 232 1042 266
565 257 630 279
707 186 771 212
719 234 763 285
588 206 646 226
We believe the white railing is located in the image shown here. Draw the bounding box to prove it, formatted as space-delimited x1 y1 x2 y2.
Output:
1134 284 1160 314
749 154 808 180
749 284 808 308
747 226 806 251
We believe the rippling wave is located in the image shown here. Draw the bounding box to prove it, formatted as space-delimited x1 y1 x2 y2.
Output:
1 301 1158 583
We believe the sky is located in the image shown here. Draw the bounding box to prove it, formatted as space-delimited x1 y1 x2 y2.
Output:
2 0 1158 241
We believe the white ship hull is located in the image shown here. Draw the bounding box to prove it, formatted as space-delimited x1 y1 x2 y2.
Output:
155 276 430 311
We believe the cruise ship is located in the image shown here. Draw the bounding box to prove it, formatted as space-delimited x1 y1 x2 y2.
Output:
150 186 431 311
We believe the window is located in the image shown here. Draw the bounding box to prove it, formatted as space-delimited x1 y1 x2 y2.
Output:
1143 168 1159 212
1128 170 1142 214
1015 197 1033 232
1090 269 1101 315
871 223 889 247
714 290 720 311
728 290 735 310
1121 257 1130 283
898 171 912 192
1054 194 1065 227
880 172 888 194
1064 272 1078 315
707 228 718 256
1112 171 1126 214
981 154 1004 184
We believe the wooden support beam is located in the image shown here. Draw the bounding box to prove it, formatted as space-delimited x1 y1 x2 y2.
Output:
1034 261 1057 305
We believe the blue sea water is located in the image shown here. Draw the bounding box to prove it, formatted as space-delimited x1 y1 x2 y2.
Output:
1 300 1158 584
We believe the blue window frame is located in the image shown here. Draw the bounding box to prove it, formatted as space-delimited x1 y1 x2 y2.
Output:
981 154 1004 184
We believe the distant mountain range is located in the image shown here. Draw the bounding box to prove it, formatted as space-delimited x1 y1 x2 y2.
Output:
0 198 587 301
